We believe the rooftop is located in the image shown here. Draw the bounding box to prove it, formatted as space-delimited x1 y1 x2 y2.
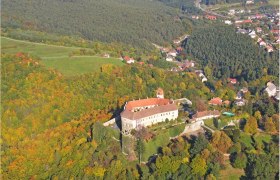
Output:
192 110 220 119
125 98 171 111
121 102 177 120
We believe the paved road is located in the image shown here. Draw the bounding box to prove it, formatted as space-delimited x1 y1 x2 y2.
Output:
195 0 229 18
201 124 215 133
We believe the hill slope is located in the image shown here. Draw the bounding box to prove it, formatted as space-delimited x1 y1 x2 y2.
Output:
183 25 279 81
2 0 189 50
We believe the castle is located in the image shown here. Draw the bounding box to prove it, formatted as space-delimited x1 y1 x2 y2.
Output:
121 88 178 135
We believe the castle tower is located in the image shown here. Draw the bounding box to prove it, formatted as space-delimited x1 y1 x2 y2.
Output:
156 88 164 99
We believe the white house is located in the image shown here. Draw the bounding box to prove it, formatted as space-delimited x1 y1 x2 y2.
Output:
166 55 173 62
235 99 246 106
123 56 135 64
225 20 232 25
265 82 277 97
228 9 235 15
167 50 177 57
246 0 254 4
249 30 256 38
259 41 267 46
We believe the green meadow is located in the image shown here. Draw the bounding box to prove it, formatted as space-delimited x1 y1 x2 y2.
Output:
1 37 124 76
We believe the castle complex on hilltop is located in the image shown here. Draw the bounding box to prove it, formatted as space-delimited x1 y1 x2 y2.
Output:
121 88 178 135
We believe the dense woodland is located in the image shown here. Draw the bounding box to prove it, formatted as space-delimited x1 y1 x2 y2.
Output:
158 0 201 14
2 0 192 50
183 25 279 81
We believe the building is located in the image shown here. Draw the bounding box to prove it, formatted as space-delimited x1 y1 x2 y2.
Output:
167 50 177 57
206 15 217 20
121 90 178 135
236 91 243 100
209 97 223 106
265 82 277 97
223 100 231 106
228 78 237 84
266 45 274 52
256 27 262 33
123 56 135 64
191 110 220 122
246 0 254 4
249 30 256 38
102 53 110 58
237 29 248 34
235 99 246 106
225 20 232 25
228 9 235 15
166 55 173 62
240 87 248 93
156 88 164 99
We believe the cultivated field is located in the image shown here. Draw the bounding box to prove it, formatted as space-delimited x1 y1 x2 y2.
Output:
1 37 124 76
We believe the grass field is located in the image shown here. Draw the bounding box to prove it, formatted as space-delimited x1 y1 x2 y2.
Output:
219 160 245 180
1 37 124 76
41 56 124 76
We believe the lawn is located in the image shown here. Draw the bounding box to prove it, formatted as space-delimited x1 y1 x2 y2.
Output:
219 160 245 180
143 132 170 161
142 123 186 161
41 56 124 76
1 37 124 76
1 37 76 57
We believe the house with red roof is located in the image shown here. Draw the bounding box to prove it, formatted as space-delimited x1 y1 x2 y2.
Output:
205 15 217 20
228 78 237 84
121 89 178 135
208 97 223 106
271 29 279 35
123 56 135 64
223 100 231 106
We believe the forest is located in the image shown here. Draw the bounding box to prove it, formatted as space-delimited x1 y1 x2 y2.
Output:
1 50 279 178
158 0 202 14
1 0 191 50
183 25 279 81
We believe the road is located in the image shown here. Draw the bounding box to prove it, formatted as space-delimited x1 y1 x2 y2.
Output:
195 0 229 18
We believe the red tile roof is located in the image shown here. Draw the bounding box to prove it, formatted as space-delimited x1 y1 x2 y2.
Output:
223 100 230 105
125 98 171 111
209 97 223 105
156 88 164 95
192 110 220 119
121 103 177 120
229 78 237 84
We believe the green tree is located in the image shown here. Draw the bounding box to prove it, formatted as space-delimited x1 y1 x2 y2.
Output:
136 139 145 163
210 131 233 153
244 117 258 134
190 155 207 177
190 134 209 156
266 100 275 117
264 117 276 133
232 153 247 169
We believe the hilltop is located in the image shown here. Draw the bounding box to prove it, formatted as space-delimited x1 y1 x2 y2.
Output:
2 0 191 50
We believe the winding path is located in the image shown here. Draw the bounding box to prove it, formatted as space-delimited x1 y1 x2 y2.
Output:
195 0 229 18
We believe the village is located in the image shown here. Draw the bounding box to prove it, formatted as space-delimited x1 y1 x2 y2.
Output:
100 6 280 159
